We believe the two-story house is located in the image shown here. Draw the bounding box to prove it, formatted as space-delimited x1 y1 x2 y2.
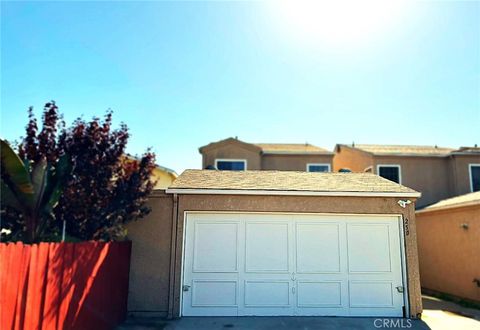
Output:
333 144 480 207
199 137 334 172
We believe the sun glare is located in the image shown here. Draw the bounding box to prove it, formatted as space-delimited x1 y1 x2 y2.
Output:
270 0 410 48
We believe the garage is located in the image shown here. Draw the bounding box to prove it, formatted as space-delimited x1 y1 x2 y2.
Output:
164 170 423 318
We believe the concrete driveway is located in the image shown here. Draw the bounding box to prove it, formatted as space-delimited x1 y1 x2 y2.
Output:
119 316 428 330
118 296 480 330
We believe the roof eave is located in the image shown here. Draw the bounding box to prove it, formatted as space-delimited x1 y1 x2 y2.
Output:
165 188 421 198
416 200 480 214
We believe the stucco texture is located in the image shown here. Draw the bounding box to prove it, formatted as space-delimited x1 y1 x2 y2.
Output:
202 144 261 170
373 156 451 208
261 154 333 171
126 192 174 316
416 205 480 302
450 155 480 196
333 145 480 208
333 146 373 172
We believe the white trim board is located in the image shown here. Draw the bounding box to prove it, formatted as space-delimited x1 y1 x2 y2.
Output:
166 188 421 198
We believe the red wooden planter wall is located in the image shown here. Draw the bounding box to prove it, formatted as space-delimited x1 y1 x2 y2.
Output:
0 241 131 330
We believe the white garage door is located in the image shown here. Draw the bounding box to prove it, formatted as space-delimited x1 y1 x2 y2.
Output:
182 213 406 317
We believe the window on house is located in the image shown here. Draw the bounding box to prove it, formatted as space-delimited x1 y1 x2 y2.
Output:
215 159 246 171
377 165 401 184
470 164 480 192
307 164 331 172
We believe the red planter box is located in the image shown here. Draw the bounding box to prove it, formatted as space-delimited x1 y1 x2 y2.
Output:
0 241 131 330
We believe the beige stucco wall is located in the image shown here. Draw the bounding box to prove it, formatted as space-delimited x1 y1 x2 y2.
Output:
333 149 480 207
450 155 480 196
333 146 374 172
416 205 480 302
202 144 261 170
373 156 451 208
261 154 333 171
169 194 422 318
126 192 174 316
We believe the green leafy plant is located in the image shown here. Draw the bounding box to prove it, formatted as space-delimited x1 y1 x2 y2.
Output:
1 139 71 243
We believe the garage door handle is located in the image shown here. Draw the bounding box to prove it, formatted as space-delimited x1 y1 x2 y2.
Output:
396 286 404 293
183 285 191 292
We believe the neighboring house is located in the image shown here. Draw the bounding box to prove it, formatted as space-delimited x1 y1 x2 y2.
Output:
151 165 178 189
123 155 178 189
129 169 423 318
333 144 480 208
416 191 480 303
126 163 177 315
199 137 333 172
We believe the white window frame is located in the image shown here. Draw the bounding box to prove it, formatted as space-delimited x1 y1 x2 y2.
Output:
469 163 480 192
376 164 402 184
306 163 331 172
214 158 247 171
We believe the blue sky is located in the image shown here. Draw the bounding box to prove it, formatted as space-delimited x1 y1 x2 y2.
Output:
1 1 479 173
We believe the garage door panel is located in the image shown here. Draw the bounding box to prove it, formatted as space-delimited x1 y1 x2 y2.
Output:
347 224 392 273
349 281 394 307
192 280 238 307
244 281 291 307
193 222 239 272
183 213 405 317
245 222 290 273
297 281 342 307
296 223 341 273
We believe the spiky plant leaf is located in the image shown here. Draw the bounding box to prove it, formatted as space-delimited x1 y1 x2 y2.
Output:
0 139 34 209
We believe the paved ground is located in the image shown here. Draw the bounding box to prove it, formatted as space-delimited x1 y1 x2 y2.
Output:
119 316 428 330
422 295 480 330
118 296 480 330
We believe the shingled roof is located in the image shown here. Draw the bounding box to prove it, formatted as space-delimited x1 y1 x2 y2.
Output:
343 144 455 156
417 191 480 213
254 143 332 155
167 170 420 197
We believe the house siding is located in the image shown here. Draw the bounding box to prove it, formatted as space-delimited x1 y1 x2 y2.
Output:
202 144 261 170
126 192 174 316
261 154 333 171
333 146 480 208
450 155 480 195
416 204 480 302
373 156 451 208
333 146 373 172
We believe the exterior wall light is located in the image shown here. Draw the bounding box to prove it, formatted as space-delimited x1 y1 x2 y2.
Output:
397 200 412 208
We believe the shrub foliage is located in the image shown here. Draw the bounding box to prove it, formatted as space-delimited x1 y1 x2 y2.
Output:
1 101 156 242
